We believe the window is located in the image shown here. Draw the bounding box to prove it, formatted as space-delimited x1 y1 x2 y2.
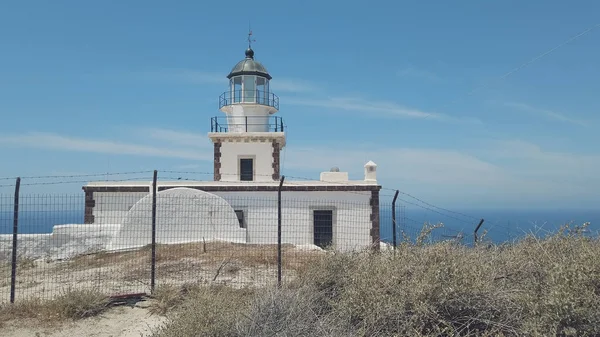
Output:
235 210 245 228
232 77 242 103
313 210 333 248
256 77 266 105
240 158 253 181
243 75 256 103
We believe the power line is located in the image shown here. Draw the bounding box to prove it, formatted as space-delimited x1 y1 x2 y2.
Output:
0 171 154 181
423 22 600 120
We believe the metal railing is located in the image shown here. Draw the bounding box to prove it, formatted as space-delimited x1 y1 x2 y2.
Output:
219 90 279 110
211 116 285 133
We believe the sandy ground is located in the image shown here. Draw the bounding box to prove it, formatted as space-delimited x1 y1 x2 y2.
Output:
0 242 326 304
0 301 167 337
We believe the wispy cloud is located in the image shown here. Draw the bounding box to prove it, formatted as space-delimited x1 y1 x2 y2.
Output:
0 129 213 161
137 69 228 85
397 66 443 82
132 127 213 148
137 69 317 93
269 78 317 93
504 102 588 127
280 139 600 208
285 97 482 124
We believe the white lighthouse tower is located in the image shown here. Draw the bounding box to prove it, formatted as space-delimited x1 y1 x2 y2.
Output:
208 36 285 182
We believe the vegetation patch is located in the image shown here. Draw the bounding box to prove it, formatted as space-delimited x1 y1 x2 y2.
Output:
0 288 110 328
150 222 600 336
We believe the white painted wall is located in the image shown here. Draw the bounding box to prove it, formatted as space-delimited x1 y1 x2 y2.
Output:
219 142 275 182
93 191 149 225
226 104 272 132
88 188 374 252
0 224 120 261
216 191 373 252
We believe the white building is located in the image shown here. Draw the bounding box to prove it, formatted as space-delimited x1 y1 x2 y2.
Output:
82 43 382 252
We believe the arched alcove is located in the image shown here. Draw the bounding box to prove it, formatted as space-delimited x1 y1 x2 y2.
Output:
107 187 246 251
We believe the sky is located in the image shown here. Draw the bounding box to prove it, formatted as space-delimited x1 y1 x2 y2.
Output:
0 0 599 210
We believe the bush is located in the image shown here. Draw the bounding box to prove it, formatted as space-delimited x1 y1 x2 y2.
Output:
0 288 110 325
152 223 600 336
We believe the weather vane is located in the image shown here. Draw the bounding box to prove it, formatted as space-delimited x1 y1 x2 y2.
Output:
247 24 256 48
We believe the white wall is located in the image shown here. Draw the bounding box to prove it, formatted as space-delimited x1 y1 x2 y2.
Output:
89 188 374 252
215 191 373 252
219 142 275 182
93 191 149 225
0 224 120 261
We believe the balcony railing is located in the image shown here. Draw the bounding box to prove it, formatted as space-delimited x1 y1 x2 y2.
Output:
219 90 279 110
210 116 285 133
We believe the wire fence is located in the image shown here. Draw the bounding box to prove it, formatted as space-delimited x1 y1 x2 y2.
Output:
0 170 591 304
0 174 408 304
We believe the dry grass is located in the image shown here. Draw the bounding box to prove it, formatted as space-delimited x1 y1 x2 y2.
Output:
151 222 600 337
149 285 256 337
0 287 110 328
0 240 325 303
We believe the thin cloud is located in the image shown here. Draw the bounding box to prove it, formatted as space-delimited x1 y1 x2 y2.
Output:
285 97 482 124
0 131 213 161
504 102 588 127
281 141 599 208
133 127 213 149
138 69 317 93
137 69 228 85
270 78 317 93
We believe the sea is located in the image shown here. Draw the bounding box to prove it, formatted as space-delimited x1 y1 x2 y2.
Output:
0 206 597 246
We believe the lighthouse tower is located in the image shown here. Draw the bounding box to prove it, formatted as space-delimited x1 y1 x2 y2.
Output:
208 39 285 182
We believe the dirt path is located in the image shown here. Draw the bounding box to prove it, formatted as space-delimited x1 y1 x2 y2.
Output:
0 304 167 337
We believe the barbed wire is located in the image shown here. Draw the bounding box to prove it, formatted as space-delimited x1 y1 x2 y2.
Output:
0 170 155 181
422 22 600 121
0 169 510 231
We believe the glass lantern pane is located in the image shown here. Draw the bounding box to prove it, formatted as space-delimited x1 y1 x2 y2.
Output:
243 76 256 103
256 77 266 105
233 77 242 103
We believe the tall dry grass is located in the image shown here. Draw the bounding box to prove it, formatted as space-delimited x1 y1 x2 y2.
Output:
0 287 110 329
152 222 600 337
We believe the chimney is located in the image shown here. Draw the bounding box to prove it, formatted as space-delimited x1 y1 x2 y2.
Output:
364 161 377 182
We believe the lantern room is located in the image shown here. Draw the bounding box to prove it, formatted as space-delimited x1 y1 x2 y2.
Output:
218 47 279 114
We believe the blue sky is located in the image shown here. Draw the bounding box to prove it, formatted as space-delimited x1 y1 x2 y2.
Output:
0 0 599 210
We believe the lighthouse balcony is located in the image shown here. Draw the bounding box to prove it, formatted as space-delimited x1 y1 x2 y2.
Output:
219 90 279 111
210 115 285 133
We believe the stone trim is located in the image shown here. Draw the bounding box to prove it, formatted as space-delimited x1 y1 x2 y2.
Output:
83 185 380 193
370 189 380 251
82 186 150 193
156 185 381 192
84 190 95 224
272 140 280 180
214 141 222 181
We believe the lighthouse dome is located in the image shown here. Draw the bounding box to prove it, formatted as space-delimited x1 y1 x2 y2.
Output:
227 47 272 80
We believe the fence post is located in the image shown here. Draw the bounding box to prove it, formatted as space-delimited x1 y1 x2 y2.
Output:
392 190 399 249
10 177 21 304
277 175 285 288
150 170 158 294
473 218 485 245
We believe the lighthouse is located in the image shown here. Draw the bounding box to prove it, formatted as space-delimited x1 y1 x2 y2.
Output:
208 39 285 182
81 33 382 254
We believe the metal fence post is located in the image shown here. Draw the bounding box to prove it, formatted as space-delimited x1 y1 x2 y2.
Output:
10 177 21 304
392 190 399 249
474 218 485 244
150 170 158 294
277 175 285 288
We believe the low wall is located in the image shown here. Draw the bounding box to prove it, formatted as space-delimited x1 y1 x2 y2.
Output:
0 223 120 261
